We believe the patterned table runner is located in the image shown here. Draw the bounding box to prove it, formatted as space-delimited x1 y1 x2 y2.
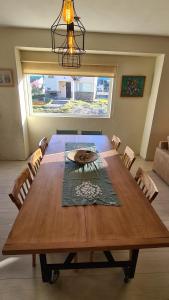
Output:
62 143 121 207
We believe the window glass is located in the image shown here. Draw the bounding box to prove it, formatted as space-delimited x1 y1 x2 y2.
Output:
27 75 113 117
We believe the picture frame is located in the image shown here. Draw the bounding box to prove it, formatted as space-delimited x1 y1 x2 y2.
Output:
121 75 146 97
0 69 14 87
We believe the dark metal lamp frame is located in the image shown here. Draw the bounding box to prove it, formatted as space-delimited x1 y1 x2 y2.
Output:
51 0 86 68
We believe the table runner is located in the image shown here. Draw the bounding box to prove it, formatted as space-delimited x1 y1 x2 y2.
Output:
62 143 121 207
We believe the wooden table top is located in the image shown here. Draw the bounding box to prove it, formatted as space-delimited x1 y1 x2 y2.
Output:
3 135 169 255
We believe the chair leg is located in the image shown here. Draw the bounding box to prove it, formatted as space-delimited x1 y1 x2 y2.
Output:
90 251 94 262
32 254 36 267
74 253 79 272
74 253 78 263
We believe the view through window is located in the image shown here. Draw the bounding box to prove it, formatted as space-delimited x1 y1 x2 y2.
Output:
27 75 113 117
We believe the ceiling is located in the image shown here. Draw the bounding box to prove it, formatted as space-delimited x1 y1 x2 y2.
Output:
1 0 169 36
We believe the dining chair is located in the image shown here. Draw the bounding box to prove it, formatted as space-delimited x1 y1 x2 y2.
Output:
135 167 158 203
56 130 78 135
111 135 121 150
28 148 42 178
38 137 48 156
81 130 102 135
121 146 135 170
9 167 36 267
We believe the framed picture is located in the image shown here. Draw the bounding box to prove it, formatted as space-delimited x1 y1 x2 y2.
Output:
0 69 14 87
121 75 146 97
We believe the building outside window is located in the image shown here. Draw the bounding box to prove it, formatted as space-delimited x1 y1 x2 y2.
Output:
26 75 114 117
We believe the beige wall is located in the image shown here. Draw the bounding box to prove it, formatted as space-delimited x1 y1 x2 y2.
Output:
27 54 155 154
140 55 164 159
0 27 168 160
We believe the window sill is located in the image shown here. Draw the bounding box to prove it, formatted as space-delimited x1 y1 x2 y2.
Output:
29 112 111 119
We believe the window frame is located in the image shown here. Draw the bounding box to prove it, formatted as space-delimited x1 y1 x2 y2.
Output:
25 74 114 119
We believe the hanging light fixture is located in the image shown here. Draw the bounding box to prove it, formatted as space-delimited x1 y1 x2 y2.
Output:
51 0 86 68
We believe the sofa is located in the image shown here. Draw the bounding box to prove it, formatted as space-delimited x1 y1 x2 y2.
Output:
153 137 169 185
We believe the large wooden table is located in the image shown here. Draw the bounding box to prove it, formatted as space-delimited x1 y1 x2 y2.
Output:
3 135 169 283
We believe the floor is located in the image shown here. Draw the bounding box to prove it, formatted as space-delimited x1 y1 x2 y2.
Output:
0 158 169 300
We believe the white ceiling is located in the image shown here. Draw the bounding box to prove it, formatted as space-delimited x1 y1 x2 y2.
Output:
1 0 169 36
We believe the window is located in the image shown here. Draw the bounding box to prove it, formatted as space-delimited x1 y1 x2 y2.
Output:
26 74 114 117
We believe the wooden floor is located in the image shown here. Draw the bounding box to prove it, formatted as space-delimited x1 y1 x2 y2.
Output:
0 158 169 300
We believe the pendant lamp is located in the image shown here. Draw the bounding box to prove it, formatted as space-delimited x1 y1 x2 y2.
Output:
51 0 86 68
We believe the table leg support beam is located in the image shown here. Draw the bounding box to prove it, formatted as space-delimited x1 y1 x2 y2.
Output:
39 250 139 283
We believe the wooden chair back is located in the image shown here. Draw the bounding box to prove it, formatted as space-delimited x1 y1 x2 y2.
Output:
9 168 33 210
56 130 78 135
121 146 135 170
28 148 42 177
81 130 102 135
111 135 121 150
9 167 36 266
135 167 158 203
38 137 48 156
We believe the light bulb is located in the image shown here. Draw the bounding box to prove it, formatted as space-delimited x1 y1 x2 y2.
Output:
67 31 75 54
62 0 74 24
